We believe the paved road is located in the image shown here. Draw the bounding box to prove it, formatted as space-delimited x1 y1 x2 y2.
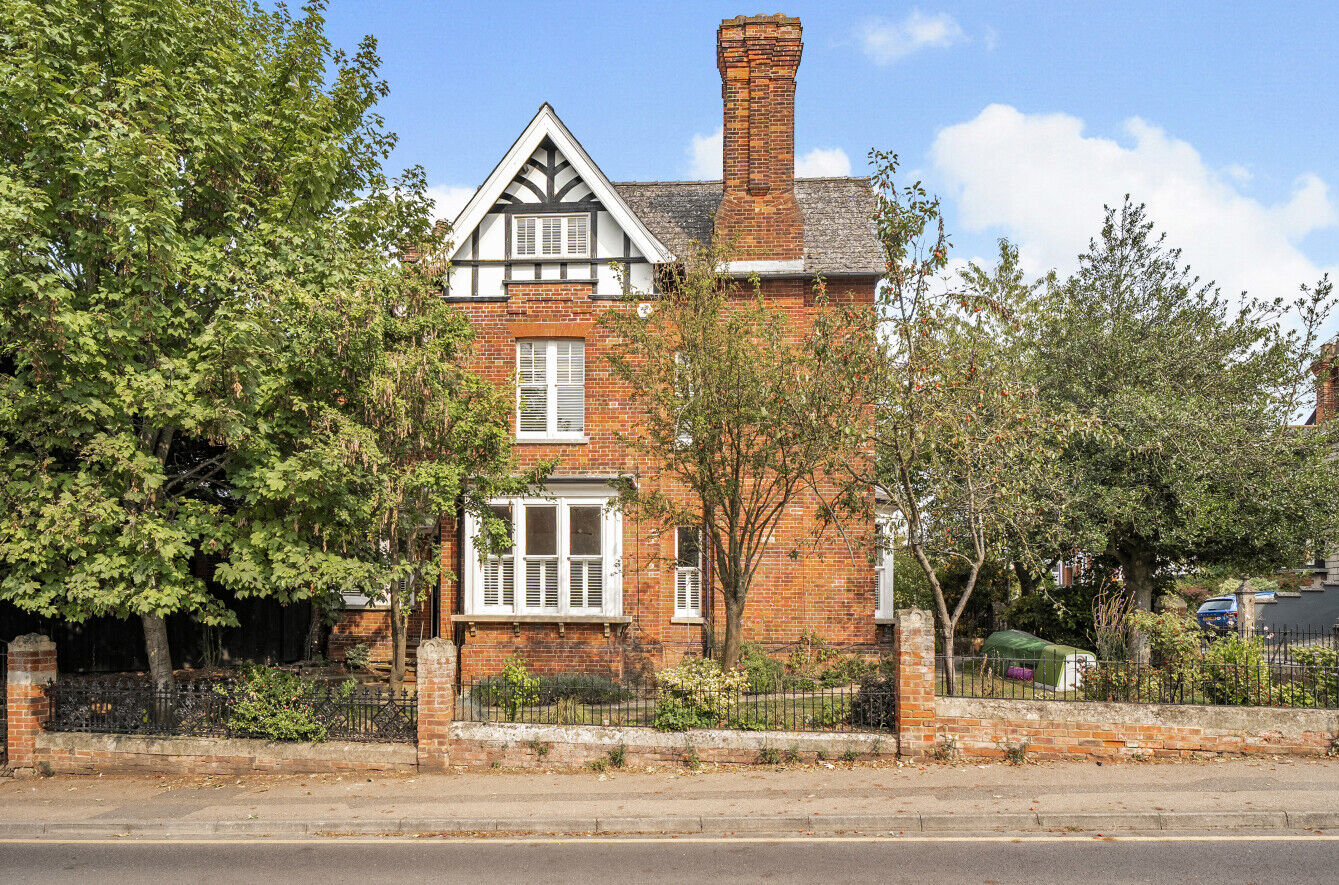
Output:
2 834 1336 884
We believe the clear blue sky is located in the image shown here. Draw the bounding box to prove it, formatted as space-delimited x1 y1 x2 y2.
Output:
321 1 1339 306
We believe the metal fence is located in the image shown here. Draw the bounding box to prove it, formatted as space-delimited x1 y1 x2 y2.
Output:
46 676 417 743
454 674 897 733
1 640 7 763
936 656 1339 709
1246 625 1339 662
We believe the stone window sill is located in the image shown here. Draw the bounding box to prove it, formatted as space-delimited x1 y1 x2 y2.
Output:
450 613 631 638
515 435 589 445
671 616 705 625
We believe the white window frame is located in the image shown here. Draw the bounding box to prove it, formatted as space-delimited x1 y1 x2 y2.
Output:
875 517 896 619
674 526 704 618
513 214 591 259
464 493 622 617
516 339 585 441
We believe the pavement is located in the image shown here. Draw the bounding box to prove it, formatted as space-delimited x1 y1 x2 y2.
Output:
0 756 1336 837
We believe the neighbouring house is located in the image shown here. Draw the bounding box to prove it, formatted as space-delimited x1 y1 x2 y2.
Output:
331 14 892 682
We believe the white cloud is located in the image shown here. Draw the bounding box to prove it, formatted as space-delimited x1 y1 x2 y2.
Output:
687 129 851 180
688 128 723 180
930 104 1338 302
425 184 476 224
861 10 965 64
796 147 852 178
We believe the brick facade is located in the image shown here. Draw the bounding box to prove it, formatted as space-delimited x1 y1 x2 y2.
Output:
326 14 886 684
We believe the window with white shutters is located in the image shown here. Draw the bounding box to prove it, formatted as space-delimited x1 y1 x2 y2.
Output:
674 526 703 618
513 215 591 259
524 505 559 610
516 340 585 439
465 495 621 617
515 217 537 256
481 504 514 610
874 519 895 619
568 506 603 610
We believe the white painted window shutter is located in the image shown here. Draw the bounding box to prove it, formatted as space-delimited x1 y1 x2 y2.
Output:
555 340 585 433
516 217 536 256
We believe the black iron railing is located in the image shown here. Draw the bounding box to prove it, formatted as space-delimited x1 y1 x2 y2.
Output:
454 674 896 733
936 656 1339 709
46 677 417 743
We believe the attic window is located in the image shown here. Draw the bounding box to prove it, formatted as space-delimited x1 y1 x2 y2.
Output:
515 215 590 259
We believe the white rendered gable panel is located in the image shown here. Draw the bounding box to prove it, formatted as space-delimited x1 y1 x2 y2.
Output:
446 105 671 271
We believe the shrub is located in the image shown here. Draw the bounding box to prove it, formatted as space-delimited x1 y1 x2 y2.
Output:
535 673 631 706
607 743 627 768
343 643 371 671
728 708 775 731
1291 646 1339 704
652 696 710 732
656 657 749 722
813 697 851 729
757 746 781 765
500 655 539 721
784 744 802 764
220 666 327 742
848 675 896 730
1200 635 1274 706
739 642 785 692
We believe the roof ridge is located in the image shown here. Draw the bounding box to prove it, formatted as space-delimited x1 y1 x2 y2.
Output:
613 176 871 187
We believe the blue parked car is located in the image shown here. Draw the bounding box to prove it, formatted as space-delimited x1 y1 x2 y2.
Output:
1195 592 1277 632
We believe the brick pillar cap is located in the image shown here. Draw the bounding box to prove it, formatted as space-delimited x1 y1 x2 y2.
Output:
417 637 457 666
8 633 56 652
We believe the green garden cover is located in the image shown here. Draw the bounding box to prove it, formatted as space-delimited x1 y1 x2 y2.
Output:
981 630 1096 690
980 629 1050 670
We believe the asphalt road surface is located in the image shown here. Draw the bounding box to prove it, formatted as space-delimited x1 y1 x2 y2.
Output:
1 834 1336 884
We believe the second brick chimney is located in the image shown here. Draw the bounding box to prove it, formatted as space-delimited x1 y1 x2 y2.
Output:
714 14 804 263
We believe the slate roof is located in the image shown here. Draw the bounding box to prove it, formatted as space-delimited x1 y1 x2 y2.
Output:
611 177 883 276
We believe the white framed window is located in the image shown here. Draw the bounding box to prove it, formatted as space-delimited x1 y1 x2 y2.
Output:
465 493 622 616
674 526 703 618
513 214 590 259
517 339 585 440
875 518 895 619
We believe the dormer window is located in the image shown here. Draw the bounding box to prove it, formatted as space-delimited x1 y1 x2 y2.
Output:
515 214 590 259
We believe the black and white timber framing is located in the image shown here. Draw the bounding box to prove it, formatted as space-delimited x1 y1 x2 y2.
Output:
444 105 670 300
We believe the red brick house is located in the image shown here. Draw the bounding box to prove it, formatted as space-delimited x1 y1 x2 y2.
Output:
331 14 890 682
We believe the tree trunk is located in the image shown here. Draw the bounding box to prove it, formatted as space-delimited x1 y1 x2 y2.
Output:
940 623 957 697
1117 544 1156 663
389 582 408 689
141 614 174 689
304 606 323 663
719 593 744 671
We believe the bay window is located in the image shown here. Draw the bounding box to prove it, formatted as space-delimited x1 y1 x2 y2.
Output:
466 493 621 616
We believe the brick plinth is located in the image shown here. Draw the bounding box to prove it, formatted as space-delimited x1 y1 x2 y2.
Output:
416 638 457 770
891 609 935 759
6 633 56 770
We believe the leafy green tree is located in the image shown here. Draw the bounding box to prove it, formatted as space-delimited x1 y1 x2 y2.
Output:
855 153 1080 693
0 0 521 685
1028 199 1339 617
600 239 869 670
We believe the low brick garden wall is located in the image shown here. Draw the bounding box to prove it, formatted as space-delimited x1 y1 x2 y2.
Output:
35 731 416 776
935 696 1339 760
441 721 896 769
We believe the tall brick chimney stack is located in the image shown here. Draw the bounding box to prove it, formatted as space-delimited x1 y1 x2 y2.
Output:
715 14 805 262
1314 340 1339 424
